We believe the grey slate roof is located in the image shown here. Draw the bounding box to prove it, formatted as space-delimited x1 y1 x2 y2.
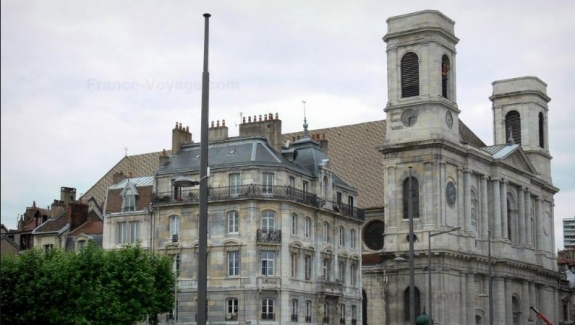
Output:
157 136 310 176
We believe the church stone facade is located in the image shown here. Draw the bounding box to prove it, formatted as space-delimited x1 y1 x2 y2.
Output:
362 10 562 325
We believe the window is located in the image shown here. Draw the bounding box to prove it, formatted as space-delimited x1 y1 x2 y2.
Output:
403 286 421 321
348 196 354 210
323 222 330 242
44 244 53 253
122 188 136 212
337 192 342 205
226 299 238 321
261 251 275 276
338 226 345 246
339 304 346 324
539 112 545 148
291 252 298 278
170 215 180 236
129 221 139 243
306 301 312 323
441 55 451 99
303 181 309 195
229 173 241 196
322 258 331 279
173 254 181 276
77 240 86 251
401 52 419 98
304 217 312 239
228 251 240 276
505 110 522 144
304 255 312 280
292 213 298 236
363 220 385 250
323 176 329 198
322 303 329 324
402 176 420 219
263 173 274 194
261 298 275 320
350 263 357 286
338 260 346 282
118 222 127 244
289 176 296 188
228 211 239 234
512 296 520 325
350 229 356 249
351 305 357 325
261 210 275 233
291 299 299 322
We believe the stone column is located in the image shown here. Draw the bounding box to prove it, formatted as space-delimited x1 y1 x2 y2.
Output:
551 202 556 259
467 273 475 325
505 277 512 325
518 187 526 246
529 282 537 314
536 197 543 251
493 179 502 239
386 165 397 228
500 181 508 240
458 168 465 228
481 176 489 240
521 281 530 325
526 190 533 247
440 162 446 226
494 277 505 325
464 170 472 232
460 274 466 325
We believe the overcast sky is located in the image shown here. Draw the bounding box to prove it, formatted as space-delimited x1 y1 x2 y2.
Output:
2 1 574 249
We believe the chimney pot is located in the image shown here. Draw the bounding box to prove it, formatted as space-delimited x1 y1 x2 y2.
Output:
175 122 178 128
179 122 182 129
186 126 189 132
264 114 268 121
223 119 226 126
269 113 273 120
217 120 220 127
259 115 262 121
275 113 279 120
243 117 246 123
248 116 252 123
211 121 214 127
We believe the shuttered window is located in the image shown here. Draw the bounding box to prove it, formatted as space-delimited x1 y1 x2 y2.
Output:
401 52 419 98
539 112 545 148
505 111 522 144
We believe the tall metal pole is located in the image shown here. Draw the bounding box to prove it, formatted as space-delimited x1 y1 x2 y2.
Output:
197 12 211 325
488 230 493 325
428 232 432 325
408 167 415 325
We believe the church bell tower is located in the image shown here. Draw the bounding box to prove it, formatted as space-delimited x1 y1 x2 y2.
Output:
383 10 460 145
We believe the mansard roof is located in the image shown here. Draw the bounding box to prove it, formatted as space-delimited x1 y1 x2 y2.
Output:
156 136 310 176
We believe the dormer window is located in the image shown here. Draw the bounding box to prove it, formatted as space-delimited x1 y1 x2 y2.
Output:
121 183 138 212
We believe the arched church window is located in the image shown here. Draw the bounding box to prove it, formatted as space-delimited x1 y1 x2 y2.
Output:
539 112 545 148
401 52 419 98
403 286 421 321
505 111 522 144
512 296 520 325
403 176 420 219
441 55 451 99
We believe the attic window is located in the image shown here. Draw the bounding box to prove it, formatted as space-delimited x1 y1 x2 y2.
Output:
122 188 136 212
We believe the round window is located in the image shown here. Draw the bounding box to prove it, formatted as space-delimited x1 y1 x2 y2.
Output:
363 220 385 250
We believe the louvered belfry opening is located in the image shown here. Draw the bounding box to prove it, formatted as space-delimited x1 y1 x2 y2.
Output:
539 112 545 148
441 55 450 99
401 52 419 98
505 110 522 144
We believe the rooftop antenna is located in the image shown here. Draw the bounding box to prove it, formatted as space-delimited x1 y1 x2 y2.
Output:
235 112 243 127
302 100 309 138
124 147 128 157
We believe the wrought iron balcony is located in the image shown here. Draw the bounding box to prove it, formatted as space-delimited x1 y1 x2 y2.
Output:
305 316 312 323
291 314 298 322
261 313 275 321
152 184 365 221
257 229 281 243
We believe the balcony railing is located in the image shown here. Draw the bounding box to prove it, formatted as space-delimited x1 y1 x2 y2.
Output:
261 313 275 321
291 314 298 322
257 229 281 243
152 185 365 221
305 316 312 323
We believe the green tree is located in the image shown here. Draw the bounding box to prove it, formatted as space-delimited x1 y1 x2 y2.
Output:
0 243 175 325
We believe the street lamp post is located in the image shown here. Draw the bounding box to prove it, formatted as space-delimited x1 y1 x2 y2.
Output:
488 230 493 325
408 167 415 325
427 226 460 325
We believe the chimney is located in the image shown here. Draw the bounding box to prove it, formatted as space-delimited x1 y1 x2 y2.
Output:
113 171 126 184
172 122 192 155
67 201 89 231
239 112 282 152
159 149 170 166
319 133 328 155
208 119 229 142
60 187 76 206
50 200 66 218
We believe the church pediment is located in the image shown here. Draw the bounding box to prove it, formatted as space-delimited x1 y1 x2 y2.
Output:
500 147 538 175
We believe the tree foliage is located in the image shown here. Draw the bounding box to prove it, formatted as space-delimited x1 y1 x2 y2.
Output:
1 243 174 325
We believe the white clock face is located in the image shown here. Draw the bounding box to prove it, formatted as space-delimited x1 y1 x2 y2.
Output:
401 109 418 127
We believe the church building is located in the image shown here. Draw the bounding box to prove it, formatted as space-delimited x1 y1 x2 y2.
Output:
361 10 562 325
